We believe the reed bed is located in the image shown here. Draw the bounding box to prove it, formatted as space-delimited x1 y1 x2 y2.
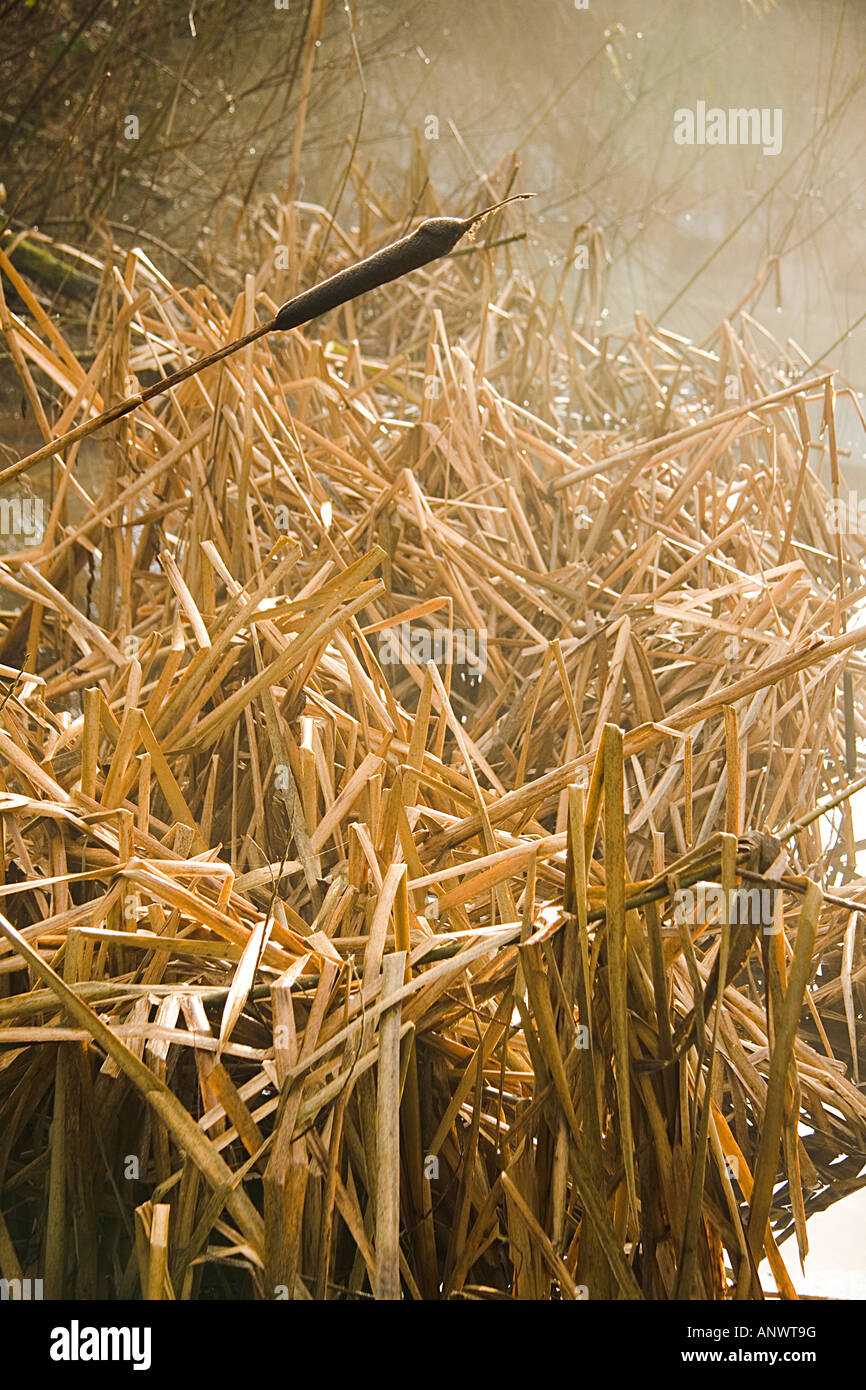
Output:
0 179 865 1300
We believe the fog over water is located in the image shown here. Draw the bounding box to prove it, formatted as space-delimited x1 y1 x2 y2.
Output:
225 0 866 482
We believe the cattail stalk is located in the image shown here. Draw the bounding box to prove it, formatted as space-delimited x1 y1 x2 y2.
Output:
0 195 531 487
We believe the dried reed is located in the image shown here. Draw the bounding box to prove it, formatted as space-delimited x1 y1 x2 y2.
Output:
0 171 864 1300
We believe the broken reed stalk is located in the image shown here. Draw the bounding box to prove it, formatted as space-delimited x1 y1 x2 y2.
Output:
374 951 406 1301
0 194 532 487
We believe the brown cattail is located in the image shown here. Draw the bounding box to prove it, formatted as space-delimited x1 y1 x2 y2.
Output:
0 195 532 487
